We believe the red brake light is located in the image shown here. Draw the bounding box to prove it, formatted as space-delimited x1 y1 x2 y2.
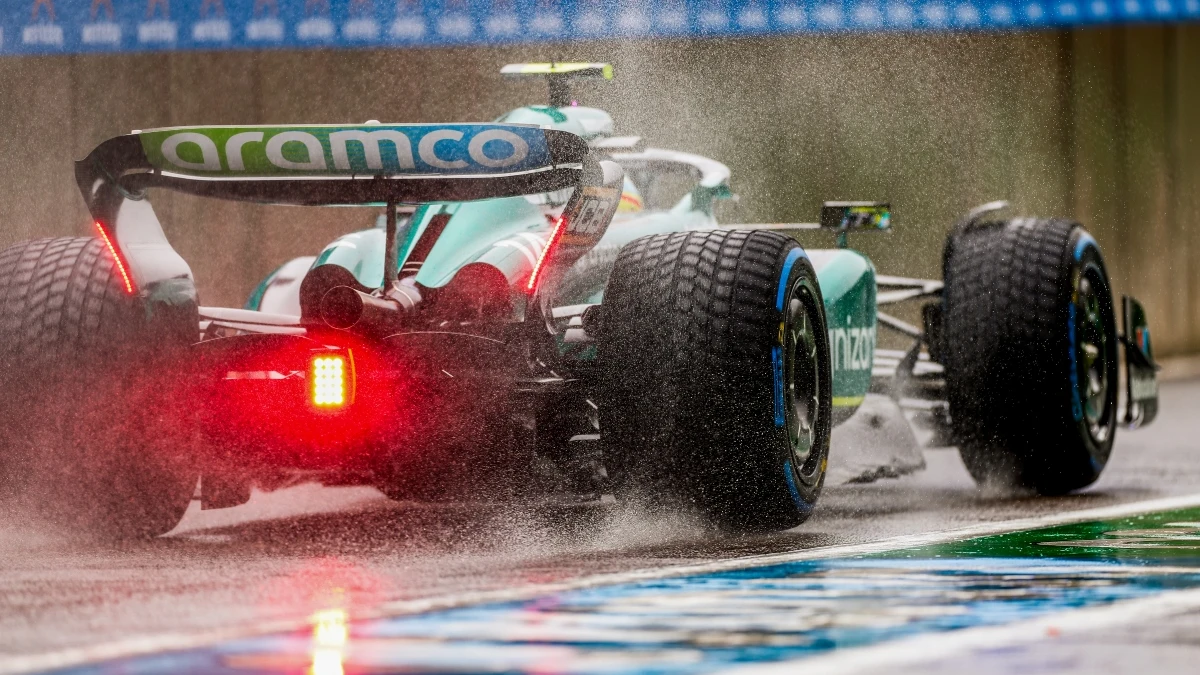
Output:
527 214 567 293
311 355 346 408
94 221 135 295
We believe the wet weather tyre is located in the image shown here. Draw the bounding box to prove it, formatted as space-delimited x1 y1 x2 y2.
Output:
0 237 198 539
599 230 832 532
942 218 1119 494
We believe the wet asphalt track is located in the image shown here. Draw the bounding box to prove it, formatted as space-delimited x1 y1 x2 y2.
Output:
2 378 1199 673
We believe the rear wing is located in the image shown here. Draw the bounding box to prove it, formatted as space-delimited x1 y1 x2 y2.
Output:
76 123 588 208
73 123 593 303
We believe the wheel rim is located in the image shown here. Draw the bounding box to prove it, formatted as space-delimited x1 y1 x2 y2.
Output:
785 283 823 483
1075 266 1113 443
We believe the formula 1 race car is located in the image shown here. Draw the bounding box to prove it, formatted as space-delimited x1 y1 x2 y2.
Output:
0 63 1160 538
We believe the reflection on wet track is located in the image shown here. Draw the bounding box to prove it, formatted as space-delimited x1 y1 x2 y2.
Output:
50 508 1200 675
4 379 1200 675
309 608 348 675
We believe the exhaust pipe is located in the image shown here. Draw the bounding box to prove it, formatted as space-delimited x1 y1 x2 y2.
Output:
320 285 421 334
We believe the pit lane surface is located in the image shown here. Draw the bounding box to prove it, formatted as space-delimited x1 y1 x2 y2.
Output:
2 379 1199 674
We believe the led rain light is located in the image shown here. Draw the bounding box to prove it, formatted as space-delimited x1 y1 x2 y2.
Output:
527 214 567 293
311 355 346 408
94 221 136 295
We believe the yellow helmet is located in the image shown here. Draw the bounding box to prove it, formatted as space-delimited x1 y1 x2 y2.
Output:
617 176 643 213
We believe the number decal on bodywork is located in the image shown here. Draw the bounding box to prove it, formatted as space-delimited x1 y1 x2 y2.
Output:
562 186 620 246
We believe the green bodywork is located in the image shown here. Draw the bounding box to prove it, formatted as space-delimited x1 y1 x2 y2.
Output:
809 250 878 409
246 104 878 420
314 228 389 287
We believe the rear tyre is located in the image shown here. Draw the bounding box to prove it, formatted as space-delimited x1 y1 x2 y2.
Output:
942 218 1119 494
599 230 832 532
0 237 198 539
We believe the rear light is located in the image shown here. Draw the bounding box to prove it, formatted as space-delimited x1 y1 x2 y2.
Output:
94 221 136 295
527 214 567 294
311 355 347 408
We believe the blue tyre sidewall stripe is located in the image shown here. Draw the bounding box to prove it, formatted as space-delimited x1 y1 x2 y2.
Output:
782 459 809 513
773 346 785 427
775 246 812 512
1074 232 1097 262
775 248 808 312
774 247 808 427
1069 232 1099 423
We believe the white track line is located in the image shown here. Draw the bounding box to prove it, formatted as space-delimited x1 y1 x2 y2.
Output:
722 587 1200 675
6 492 1200 675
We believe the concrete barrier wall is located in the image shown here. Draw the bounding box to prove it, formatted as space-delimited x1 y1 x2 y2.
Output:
1070 26 1200 358
0 25 1195 354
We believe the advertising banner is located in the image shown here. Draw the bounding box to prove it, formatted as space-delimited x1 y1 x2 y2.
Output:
1 0 1198 56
